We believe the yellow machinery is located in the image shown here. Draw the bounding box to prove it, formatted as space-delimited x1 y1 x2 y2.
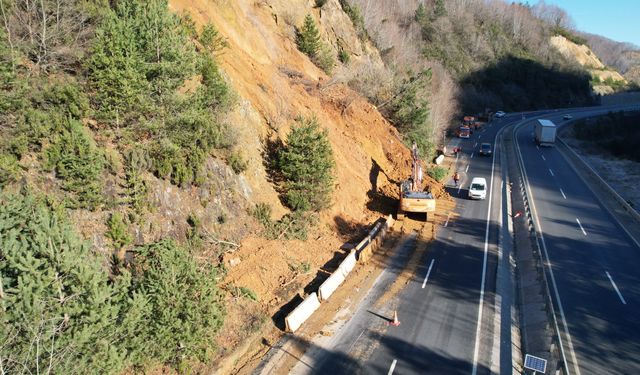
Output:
397 143 436 221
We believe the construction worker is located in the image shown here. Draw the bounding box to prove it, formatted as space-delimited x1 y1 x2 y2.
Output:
453 172 460 186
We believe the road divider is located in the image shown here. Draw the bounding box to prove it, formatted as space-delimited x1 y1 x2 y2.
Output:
285 293 321 332
283 214 395 332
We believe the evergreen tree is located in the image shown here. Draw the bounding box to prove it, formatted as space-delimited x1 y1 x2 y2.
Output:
129 239 225 364
278 116 335 211
45 119 105 209
433 0 447 19
0 191 129 374
297 14 321 57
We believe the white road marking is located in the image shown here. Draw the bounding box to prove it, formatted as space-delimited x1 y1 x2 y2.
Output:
470 152 475 159
422 259 435 289
474 142 478 147
576 218 587 235
347 330 366 353
444 213 450 227
560 188 567 199
471 126 497 375
536 145 540 150
606 271 627 305
388 359 397 375
549 168 555 177
465 165 470 173
541 154 546 161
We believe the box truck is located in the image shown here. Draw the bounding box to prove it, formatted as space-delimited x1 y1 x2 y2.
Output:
535 119 556 146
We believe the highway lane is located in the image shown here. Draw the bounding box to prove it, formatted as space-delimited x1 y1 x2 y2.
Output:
285 117 515 375
359 119 511 374
515 115 640 375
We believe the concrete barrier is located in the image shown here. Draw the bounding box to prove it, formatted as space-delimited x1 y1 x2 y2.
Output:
337 250 356 278
318 270 346 302
285 293 321 332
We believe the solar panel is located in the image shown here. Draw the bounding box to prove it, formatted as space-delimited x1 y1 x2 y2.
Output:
524 354 547 373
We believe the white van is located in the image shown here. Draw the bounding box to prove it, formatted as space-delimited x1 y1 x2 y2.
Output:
468 177 487 200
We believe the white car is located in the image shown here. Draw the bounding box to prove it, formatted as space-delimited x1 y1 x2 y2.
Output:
563 114 573 120
494 111 506 118
468 177 487 200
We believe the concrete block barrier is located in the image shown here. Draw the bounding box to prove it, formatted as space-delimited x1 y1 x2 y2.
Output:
318 270 346 302
285 293 321 332
337 250 357 278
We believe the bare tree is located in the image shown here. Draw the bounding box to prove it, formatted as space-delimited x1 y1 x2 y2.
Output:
0 0 97 72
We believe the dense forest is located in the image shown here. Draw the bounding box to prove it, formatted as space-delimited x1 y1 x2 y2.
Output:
346 0 593 144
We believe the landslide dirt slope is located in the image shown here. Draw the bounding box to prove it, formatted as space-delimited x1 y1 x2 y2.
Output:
167 0 446 370
550 35 626 95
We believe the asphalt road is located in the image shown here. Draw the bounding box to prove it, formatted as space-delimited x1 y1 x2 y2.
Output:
515 110 640 375
286 116 513 375
284 104 640 375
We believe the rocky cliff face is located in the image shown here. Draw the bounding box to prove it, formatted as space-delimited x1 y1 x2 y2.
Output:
550 35 627 94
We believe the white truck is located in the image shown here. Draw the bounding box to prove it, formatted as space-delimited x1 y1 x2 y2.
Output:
534 119 556 146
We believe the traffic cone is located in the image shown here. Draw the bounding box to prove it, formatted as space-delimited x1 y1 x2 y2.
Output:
389 310 401 326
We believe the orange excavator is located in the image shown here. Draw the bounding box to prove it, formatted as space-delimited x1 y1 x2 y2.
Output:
397 143 436 221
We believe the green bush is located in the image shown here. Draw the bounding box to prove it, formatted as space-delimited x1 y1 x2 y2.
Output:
228 150 248 174
0 153 20 187
277 116 335 212
44 120 105 210
338 48 350 64
199 23 228 53
297 14 321 57
427 166 447 182
315 0 329 7
107 212 132 252
129 239 225 364
315 44 336 74
339 0 367 40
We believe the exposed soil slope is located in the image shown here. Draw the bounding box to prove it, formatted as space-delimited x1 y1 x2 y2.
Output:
167 0 448 368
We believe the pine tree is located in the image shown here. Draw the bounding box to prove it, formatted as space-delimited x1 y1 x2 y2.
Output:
0 191 129 374
129 239 225 363
297 14 321 57
278 116 335 211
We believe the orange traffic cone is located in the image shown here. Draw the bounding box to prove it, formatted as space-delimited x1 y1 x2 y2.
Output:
389 310 401 326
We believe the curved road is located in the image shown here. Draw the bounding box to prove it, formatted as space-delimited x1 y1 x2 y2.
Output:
515 109 640 375
282 104 639 375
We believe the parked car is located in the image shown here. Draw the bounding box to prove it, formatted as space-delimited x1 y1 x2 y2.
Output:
468 177 487 200
479 143 492 156
494 111 506 118
563 114 573 120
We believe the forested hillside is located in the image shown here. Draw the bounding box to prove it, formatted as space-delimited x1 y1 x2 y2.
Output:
348 0 593 117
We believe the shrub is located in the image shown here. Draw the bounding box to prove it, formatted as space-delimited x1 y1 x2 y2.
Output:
107 212 132 252
277 116 335 212
44 120 105 210
339 0 367 40
129 239 226 364
427 166 447 182
315 0 328 7
338 48 350 64
315 44 336 74
0 153 20 187
199 23 228 54
297 14 321 57
228 150 248 174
